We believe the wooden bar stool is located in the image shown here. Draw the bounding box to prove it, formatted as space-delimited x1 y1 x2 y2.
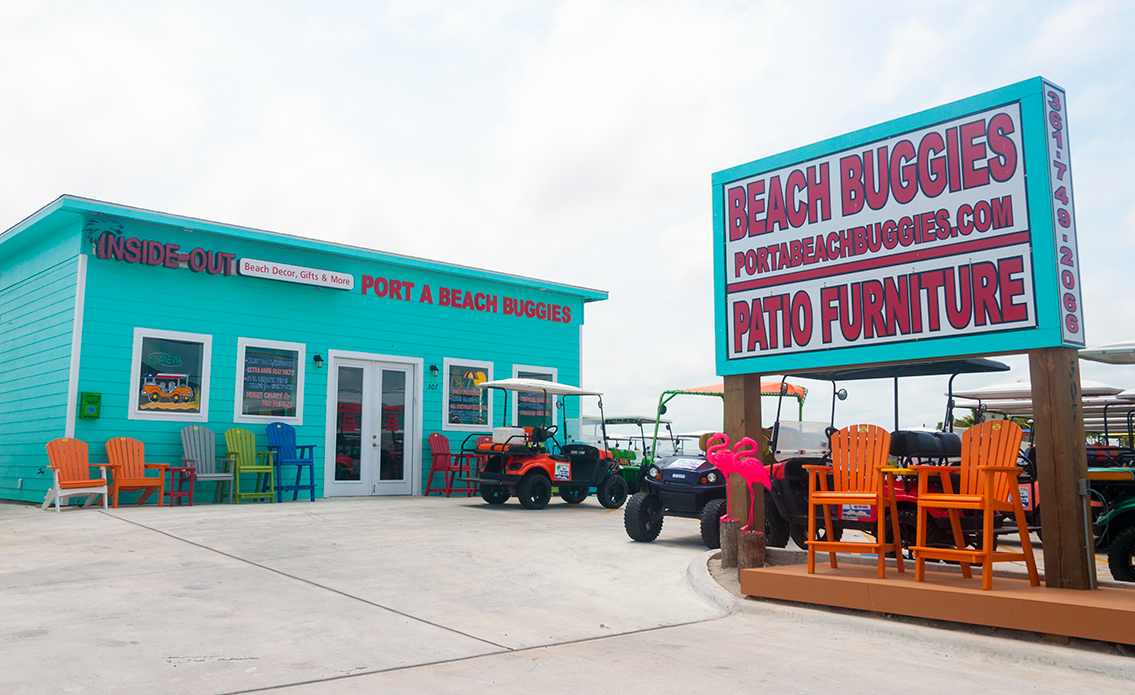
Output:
805 424 904 579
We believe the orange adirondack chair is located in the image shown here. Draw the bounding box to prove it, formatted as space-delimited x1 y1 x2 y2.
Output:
105 437 168 508
804 424 903 578
910 419 1038 590
43 438 109 512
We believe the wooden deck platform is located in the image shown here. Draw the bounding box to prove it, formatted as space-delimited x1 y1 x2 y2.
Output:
739 562 1135 645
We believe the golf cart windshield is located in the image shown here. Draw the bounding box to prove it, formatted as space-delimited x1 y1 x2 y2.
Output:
478 378 605 451
649 380 809 464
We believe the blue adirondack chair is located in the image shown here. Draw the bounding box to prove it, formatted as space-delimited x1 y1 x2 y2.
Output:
265 422 316 502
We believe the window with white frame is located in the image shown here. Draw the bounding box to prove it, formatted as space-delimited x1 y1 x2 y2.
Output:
512 365 557 428
128 328 212 422
234 338 306 425
442 357 493 432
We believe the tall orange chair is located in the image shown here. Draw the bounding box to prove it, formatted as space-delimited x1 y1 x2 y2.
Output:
105 437 168 508
910 420 1039 590
804 424 904 578
43 438 109 511
425 433 474 497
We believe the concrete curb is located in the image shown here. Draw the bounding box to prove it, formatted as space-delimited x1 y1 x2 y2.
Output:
684 549 742 615
737 596 1135 679
692 548 1134 679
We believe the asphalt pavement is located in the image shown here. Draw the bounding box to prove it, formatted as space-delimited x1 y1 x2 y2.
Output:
1 496 1132 694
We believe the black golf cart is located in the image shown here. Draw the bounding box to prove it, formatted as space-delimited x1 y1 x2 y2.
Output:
623 382 808 549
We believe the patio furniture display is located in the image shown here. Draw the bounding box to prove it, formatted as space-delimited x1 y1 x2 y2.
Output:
804 424 903 578
43 438 109 512
105 437 168 508
224 427 275 504
179 425 235 504
265 422 316 502
910 419 1039 590
425 433 475 497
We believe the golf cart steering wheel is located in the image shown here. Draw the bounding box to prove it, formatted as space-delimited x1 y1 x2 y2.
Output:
530 425 558 444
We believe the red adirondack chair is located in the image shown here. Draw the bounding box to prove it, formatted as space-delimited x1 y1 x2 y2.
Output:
105 437 168 508
426 433 474 497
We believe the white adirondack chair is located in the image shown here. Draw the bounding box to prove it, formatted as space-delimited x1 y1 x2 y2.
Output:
180 425 236 503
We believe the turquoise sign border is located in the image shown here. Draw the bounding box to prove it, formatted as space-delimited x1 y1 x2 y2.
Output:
712 76 1070 376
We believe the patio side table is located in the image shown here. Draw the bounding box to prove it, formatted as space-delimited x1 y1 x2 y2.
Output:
165 466 197 506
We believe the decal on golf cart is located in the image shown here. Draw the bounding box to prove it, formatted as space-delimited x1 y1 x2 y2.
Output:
1018 483 1032 510
555 462 571 481
669 458 705 471
840 504 872 521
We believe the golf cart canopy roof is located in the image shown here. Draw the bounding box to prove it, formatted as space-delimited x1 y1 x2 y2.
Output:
967 396 1135 415
1080 341 1135 365
952 379 1123 401
477 378 602 397
791 357 1010 382
669 381 808 402
582 415 671 425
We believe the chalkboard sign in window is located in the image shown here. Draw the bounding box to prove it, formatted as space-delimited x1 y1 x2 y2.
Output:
235 338 306 425
443 358 492 432
515 367 556 428
129 328 212 422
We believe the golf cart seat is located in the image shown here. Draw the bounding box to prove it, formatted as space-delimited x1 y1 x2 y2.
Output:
477 442 538 455
561 443 601 461
889 430 961 462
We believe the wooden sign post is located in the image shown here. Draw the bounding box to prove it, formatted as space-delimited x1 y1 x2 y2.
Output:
724 373 764 568
1029 347 1096 589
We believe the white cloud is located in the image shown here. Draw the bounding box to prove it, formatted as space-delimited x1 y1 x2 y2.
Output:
3 0 1134 433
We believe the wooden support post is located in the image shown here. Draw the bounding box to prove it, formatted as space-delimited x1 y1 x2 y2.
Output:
720 519 740 568
724 373 764 566
1029 347 1096 590
738 529 766 569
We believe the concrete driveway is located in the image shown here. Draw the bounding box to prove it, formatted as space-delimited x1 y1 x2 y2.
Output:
1 496 1131 694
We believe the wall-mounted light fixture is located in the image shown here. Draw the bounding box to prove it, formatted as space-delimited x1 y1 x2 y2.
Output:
430 364 439 377
313 354 324 369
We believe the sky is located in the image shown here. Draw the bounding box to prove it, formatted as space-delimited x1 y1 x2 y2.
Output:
2 0 1133 434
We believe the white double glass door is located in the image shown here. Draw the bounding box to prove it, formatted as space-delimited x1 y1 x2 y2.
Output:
326 357 416 496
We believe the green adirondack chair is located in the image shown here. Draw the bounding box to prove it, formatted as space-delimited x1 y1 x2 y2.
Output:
224 427 275 504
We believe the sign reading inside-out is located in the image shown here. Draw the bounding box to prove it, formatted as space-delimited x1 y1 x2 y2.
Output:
237 258 354 290
95 231 236 275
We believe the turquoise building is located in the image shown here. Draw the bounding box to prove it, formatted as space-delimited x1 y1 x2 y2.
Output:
0 196 606 504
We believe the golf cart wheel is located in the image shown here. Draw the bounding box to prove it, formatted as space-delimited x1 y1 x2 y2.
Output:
1108 525 1135 582
790 520 843 550
559 486 588 504
624 492 663 542
700 498 728 549
764 493 790 548
517 473 552 510
479 484 509 505
597 475 628 509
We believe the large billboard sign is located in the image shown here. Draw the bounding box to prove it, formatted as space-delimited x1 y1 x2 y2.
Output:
713 77 1084 376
